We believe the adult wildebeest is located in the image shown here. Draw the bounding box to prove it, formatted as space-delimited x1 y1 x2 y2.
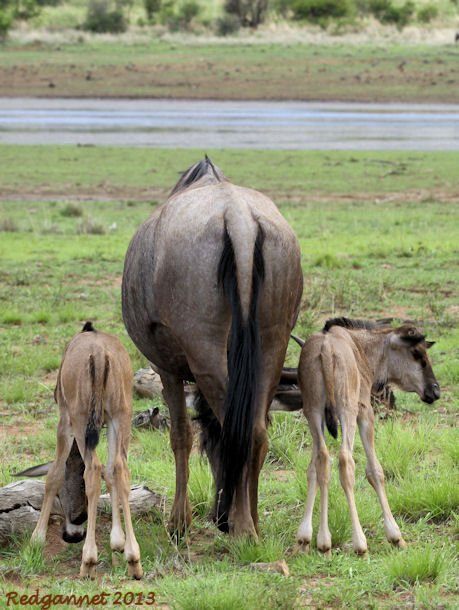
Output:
122 157 303 537
28 322 143 579
295 318 440 555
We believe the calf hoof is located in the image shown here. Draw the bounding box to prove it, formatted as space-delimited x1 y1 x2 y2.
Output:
319 547 332 559
80 561 97 579
392 537 407 549
128 560 143 580
30 531 46 545
295 539 311 554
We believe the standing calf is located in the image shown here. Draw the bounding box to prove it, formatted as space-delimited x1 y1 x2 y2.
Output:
31 322 143 579
296 318 440 555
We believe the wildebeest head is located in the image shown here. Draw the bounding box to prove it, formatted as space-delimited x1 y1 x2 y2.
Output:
387 324 440 404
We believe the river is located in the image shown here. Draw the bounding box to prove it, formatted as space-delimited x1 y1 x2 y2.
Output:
0 98 458 150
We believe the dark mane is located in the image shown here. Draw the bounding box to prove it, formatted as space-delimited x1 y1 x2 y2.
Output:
81 321 95 333
323 317 381 333
170 156 225 197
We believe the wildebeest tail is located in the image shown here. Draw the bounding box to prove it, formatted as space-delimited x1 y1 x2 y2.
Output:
217 224 265 526
85 352 110 451
320 339 339 439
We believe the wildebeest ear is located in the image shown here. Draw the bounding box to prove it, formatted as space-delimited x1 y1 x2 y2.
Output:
424 340 435 349
13 462 52 477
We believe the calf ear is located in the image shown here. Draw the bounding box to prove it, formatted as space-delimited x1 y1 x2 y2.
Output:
13 462 52 477
424 340 435 349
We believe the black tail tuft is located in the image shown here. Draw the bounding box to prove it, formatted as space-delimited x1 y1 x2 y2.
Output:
325 405 338 439
217 225 264 524
82 321 95 333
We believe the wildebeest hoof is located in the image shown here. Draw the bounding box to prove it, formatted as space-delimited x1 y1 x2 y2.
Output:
128 560 143 580
393 537 407 549
80 561 97 579
295 539 311 554
167 523 190 545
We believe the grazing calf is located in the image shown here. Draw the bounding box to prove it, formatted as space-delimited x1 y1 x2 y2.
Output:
31 322 143 579
296 318 440 555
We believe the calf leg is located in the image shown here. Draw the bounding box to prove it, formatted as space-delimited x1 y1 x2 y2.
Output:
106 422 125 554
160 370 193 536
339 417 367 554
115 459 143 578
79 441 102 579
297 437 319 552
297 416 331 554
32 412 73 544
358 407 406 548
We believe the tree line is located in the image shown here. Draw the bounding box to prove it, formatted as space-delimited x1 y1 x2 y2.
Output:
0 0 453 39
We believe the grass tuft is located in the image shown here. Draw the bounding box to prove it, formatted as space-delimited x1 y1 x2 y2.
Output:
61 203 83 217
0 217 19 232
385 544 448 587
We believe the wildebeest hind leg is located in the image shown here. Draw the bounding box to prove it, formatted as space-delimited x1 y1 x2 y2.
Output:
160 369 193 537
248 419 269 536
193 392 228 530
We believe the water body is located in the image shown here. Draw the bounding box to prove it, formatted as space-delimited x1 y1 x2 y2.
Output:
0 98 458 150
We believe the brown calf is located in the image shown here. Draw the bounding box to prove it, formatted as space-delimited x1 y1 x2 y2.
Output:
296 318 440 555
31 322 143 579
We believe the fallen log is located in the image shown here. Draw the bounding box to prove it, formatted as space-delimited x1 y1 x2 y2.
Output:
0 480 166 545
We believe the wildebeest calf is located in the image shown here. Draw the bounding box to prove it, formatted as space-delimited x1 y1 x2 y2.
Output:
296 318 440 555
30 322 143 579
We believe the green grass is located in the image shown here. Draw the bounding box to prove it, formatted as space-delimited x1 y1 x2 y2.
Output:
1 39 458 102
0 146 458 608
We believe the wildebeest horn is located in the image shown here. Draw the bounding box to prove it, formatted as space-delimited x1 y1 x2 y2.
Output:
291 334 305 347
13 462 52 477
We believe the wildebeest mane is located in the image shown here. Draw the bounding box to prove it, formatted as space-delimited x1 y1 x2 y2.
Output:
323 317 392 333
170 156 225 197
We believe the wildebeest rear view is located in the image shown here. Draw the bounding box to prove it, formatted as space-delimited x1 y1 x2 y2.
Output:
122 157 303 537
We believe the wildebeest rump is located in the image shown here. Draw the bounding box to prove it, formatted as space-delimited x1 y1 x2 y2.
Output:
122 157 303 537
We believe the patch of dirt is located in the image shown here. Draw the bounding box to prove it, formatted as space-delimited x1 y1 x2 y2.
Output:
0 421 38 440
43 518 68 559
0 185 168 204
2 25 459 103
1 186 458 205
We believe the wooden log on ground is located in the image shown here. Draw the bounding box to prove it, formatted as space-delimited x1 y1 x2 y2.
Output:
0 480 166 545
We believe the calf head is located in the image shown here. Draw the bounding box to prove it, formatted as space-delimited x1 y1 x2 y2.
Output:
387 324 440 404
61 439 87 543
15 439 87 543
